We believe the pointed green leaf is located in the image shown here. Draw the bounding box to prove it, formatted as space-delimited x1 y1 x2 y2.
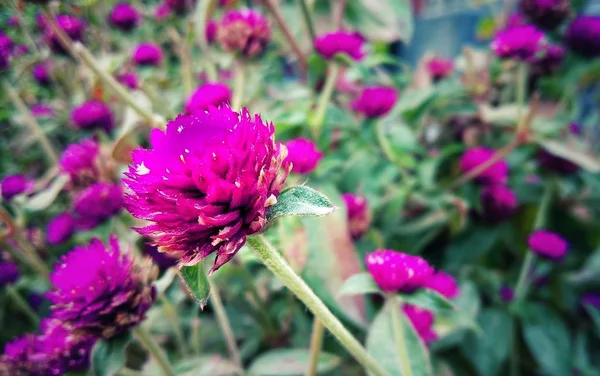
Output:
583 304 600 339
248 348 341 376
338 272 381 297
23 174 69 211
266 186 336 222
402 289 455 313
91 332 133 376
366 300 433 376
178 260 210 308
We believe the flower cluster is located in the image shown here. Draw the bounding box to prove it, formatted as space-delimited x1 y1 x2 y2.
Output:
32 61 51 86
59 138 100 186
528 229 568 260
44 14 85 55
217 9 271 58
71 100 114 133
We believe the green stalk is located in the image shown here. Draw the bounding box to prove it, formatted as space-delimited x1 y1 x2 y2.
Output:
299 0 316 45
247 235 389 376
515 62 528 133
208 278 243 369
132 326 176 376
232 61 246 110
5 286 40 327
310 63 340 139
305 318 325 376
376 121 411 181
389 296 413 376
159 295 188 357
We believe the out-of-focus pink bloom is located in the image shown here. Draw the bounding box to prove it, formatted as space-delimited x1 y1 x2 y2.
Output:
506 13 527 28
315 31 365 61
217 9 271 58
73 183 123 229
59 138 100 186
206 20 218 44
132 43 163 66
426 57 454 81
491 25 545 61
532 43 565 74
500 285 514 302
351 86 398 118
520 0 570 30
184 82 232 113
1 174 32 201
155 3 172 20
31 104 54 118
342 193 371 240
109 3 140 32
7 16 20 28
71 100 114 133
424 271 460 299
459 147 509 185
528 230 568 260
32 61 52 86
480 184 518 223
565 16 600 58
45 14 85 55
365 249 434 293
284 138 323 174
117 72 138 90
47 213 76 245
403 305 437 343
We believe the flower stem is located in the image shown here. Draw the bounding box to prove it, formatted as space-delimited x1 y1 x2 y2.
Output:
311 63 340 139
159 295 188 357
208 278 243 369
376 121 411 181
132 326 176 376
232 61 246 110
299 0 316 45
389 296 413 376
5 286 40 327
305 318 325 376
168 26 194 96
515 62 528 132
196 0 218 82
2 79 59 166
247 235 389 376
14 232 50 278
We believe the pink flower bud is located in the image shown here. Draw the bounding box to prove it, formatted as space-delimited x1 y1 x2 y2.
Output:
365 250 434 293
342 193 371 240
528 230 568 260
459 147 508 185
284 138 323 174
351 86 398 118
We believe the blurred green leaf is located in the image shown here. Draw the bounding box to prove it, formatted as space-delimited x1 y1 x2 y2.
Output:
537 139 600 173
345 0 413 43
338 272 381 297
91 332 132 376
174 355 241 376
178 260 210 309
23 174 68 211
583 305 600 339
248 348 341 376
267 186 336 222
402 289 454 313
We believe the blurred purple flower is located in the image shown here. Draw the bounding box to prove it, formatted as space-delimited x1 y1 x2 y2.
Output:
520 0 570 30
500 285 514 302
365 249 434 293
48 236 157 339
537 148 579 175
284 138 323 174
45 14 85 55
166 0 198 15
315 31 365 61
403 305 437 343
109 3 141 32
460 147 509 185
132 43 163 66
0 334 46 375
60 138 99 186
1 174 32 201
0 32 13 70
117 72 139 90
13 44 28 57
206 20 218 44
7 16 20 28
32 61 52 86
0 261 20 287
31 104 54 118
565 16 600 58
506 13 527 28
73 183 123 229
124 107 290 271
581 293 600 309
143 243 177 270
38 319 96 374
528 229 568 260
491 24 545 61
217 9 271 58
532 43 565 75
155 3 172 20
351 86 398 118
569 122 581 135
342 193 371 240
480 184 518 223
71 100 114 133
185 82 232 113
426 57 454 81
47 212 76 245
424 271 460 299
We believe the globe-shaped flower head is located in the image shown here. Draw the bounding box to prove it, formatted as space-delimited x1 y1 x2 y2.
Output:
365 250 434 293
71 100 114 133
132 43 164 66
564 16 600 58
117 72 138 90
459 147 509 185
315 31 365 61
0 33 12 70
0 261 20 287
520 0 570 30
32 61 51 86
0 334 45 375
185 82 232 114
424 271 460 299
109 3 141 32
426 57 454 82
403 305 437 343
45 14 85 55
480 184 518 223
217 9 271 58
342 193 371 240
528 230 568 260
47 212 76 245
38 319 96 374
1 174 32 201
73 183 123 229
166 0 198 15
352 86 398 118
532 43 565 75
60 138 100 186
284 138 323 174
48 236 157 339
124 106 290 271
491 25 545 61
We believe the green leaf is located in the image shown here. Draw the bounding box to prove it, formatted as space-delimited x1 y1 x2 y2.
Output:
366 299 433 376
23 174 69 211
537 139 600 173
266 186 336 222
338 272 381 297
174 354 241 376
178 260 210 309
91 332 133 376
248 348 341 376
402 289 454 313
522 303 571 376
346 0 414 43
583 305 600 339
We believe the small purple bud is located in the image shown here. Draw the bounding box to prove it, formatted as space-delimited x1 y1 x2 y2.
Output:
365 249 434 293
480 185 518 223
351 86 398 119
47 213 76 245
342 193 371 240
315 31 365 61
528 230 568 260
284 138 323 174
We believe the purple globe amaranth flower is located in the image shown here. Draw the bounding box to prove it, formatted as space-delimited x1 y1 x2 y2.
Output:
1 174 32 201
315 31 365 61
154 3 172 20
528 229 568 260
0 33 13 70
132 43 163 66
109 3 141 32
352 86 398 119
124 106 290 271
0 334 46 375
48 236 157 339
520 0 570 30
38 319 96 375
491 24 545 61
45 14 85 55
365 250 434 293
47 212 76 245
403 305 437 343
480 184 518 223
185 82 232 114
13 44 29 58
427 57 454 81
31 104 54 118
537 148 579 175
143 243 177 270
0 261 20 287
217 9 271 58
71 100 114 133
569 122 581 135
117 72 138 90
565 16 600 58
342 193 371 240
74 183 123 229
424 271 459 299
506 12 527 28
459 147 509 185
32 61 51 86
166 0 198 15
7 16 20 28
500 285 514 302
284 138 323 174
206 20 218 44
532 43 565 75
60 138 100 186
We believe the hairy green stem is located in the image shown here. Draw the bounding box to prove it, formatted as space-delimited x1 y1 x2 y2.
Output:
299 0 316 43
389 296 413 376
208 278 243 369
247 235 389 376
311 63 340 139
232 61 246 110
306 318 325 376
132 326 176 376
6 286 40 327
515 62 528 132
